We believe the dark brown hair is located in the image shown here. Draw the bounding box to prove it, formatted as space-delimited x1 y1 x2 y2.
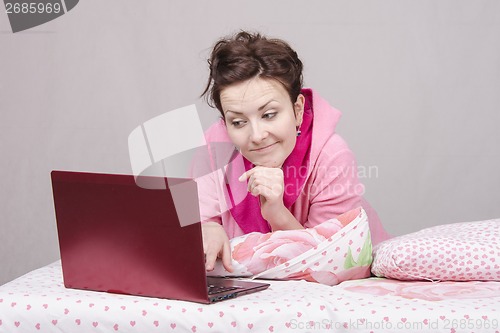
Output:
201 31 303 116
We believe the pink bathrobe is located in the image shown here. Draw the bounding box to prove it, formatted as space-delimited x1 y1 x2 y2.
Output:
196 88 390 245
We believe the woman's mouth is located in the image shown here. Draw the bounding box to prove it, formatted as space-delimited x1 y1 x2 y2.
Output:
250 142 279 153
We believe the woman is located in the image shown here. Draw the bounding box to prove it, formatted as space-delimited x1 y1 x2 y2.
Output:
198 31 389 273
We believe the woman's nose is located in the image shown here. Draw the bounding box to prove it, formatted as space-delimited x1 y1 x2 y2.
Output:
249 123 268 143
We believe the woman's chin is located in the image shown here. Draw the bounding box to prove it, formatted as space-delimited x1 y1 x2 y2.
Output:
243 152 284 168
250 159 282 168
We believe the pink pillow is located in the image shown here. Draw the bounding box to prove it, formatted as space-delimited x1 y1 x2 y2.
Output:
371 218 500 281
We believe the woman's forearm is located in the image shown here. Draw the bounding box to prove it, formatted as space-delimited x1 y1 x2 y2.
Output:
265 204 304 231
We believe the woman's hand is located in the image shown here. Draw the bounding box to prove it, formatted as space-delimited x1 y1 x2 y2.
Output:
201 222 233 273
238 166 285 222
239 166 303 231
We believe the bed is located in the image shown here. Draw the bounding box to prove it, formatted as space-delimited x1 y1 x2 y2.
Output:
1 260 499 333
2 213 499 333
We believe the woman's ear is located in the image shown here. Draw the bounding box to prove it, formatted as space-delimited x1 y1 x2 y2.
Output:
294 94 305 127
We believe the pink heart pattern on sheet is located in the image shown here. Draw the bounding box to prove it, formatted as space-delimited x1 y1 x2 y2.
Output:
1 241 500 332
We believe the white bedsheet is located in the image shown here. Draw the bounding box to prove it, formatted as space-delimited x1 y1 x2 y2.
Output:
1 261 499 332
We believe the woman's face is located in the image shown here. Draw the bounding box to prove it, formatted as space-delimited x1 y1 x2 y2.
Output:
220 77 304 168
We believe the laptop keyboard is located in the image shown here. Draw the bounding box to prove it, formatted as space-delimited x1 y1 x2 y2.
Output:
207 284 238 295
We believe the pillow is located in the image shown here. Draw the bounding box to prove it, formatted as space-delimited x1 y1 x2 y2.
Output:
208 207 373 286
371 218 500 281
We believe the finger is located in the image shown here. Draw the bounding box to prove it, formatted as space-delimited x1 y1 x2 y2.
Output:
248 171 273 193
248 174 260 193
252 184 282 200
238 166 261 182
238 169 257 182
238 169 252 182
221 242 233 273
250 184 266 197
248 181 265 196
205 247 218 271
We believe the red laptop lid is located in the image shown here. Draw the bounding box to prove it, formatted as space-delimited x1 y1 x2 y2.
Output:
51 170 210 303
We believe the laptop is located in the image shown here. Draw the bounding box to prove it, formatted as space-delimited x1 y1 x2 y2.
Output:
51 170 270 304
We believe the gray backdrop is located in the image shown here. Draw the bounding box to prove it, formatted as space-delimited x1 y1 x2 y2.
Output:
1 0 499 285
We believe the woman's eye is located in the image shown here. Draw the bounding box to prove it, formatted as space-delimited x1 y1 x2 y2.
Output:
231 120 245 127
263 112 277 120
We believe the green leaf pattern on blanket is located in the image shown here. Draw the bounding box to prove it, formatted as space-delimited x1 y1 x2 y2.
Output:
344 232 373 269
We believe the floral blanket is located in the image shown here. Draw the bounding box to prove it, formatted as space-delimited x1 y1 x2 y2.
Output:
208 207 373 286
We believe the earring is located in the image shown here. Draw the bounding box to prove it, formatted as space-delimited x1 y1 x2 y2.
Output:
296 126 301 137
